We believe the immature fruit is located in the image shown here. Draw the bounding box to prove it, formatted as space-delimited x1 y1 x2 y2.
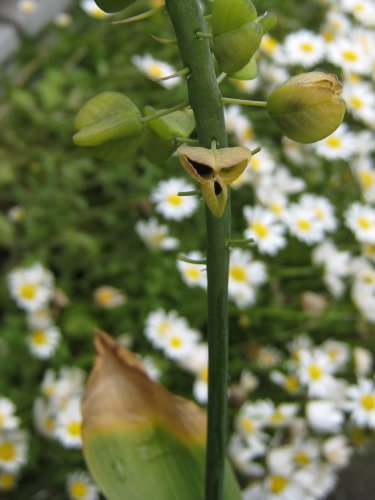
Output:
267 72 346 143
73 92 143 160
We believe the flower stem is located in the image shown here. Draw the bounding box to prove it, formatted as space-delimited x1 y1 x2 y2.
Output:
165 1 231 499
140 101 189 123
221 96 268 107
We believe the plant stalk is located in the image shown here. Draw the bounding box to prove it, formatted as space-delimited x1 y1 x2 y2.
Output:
165 1 231 499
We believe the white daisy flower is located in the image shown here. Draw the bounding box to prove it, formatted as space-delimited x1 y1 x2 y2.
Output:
8 263 54 312
353 346 373 377
312 240 352 298
224 106 255 145
193 365 209 404
177 251 207 288
228 249 267 307
260 34 284 62
228 435 265 477
26 308 53 330
243 205 286 255
55 398 82 448
245 145 276 178
80 0 109 19
284 203 325 245
344 202 375 244
258 60 290 92
33 397 56 438
236 401 272 457
163 327 199 361
326 36 372 75
17 0 37 13
0 398 19 432
6 206 25 223
354 155 375 202
268 403 299 428
27 326 61 360
0 430 28 472
231 78 259 95
93 285 126 308
144 309 191 349
321 11 351 42
270 371 301 395
343 81 375 125
131 54 181 88
151 178 199 221
288 333 313 361
306 400 344 433
313 124 357 160
297 349 336 397
67 470 99 500
323 435 352 469
346 378 375 427
54 12 73 28
299 194 337 233
140 356 161 381
282 29 326 67
342 0 375 27
135 217 179 250
321 340 350 371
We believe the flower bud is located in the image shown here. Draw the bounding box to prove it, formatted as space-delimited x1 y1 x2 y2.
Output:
267 72 346 143
94 0 134 13
73 92 144 160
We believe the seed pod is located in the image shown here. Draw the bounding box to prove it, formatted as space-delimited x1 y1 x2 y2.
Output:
178 145 251 217
267 72 346 143
142 106 195 163
212 0 276 77
73 92 144 160
94 0 135 13
82 330 242 500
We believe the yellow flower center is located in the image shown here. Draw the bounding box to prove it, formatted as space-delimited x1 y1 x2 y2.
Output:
169 335 183 348
354 2 365 11
149 64 163 78
358 171 374 188
67 421 82 438
358 216 371 230
343 50 359 62
0 472 16 490
285 375 299 392
96 289 114 305
200 366 209 382
323 31 334 42
308 363 323 381
350 96 363 109
300 42 314 52
261 35 278 53
70 482 88 498
20 283 37 300
167 194 182 206
361 394 375 411
269 475 287 493
252 222 269 239
294 451 310 465
271 202 283 215
297 219 312 232
327 348 338 361
157 321 170 336
326 136 342 148
241 417 254 434
44 416 55 432
270 410 283 425
230 266 247 282
251 157 260 171
0 443 16 462
31 330 47 345
185 267 201 281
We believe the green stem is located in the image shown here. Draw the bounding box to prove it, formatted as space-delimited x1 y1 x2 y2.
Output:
140 101 188 123
221 97 268 107
165 1 231 499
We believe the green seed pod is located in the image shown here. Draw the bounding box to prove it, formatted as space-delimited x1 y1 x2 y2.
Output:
212 0 257 35
267 72 346 144
142 106 195 164
231 56 257 81
212 0 276 77
94 0 134 13
178 145 251 217
73 92 144 160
